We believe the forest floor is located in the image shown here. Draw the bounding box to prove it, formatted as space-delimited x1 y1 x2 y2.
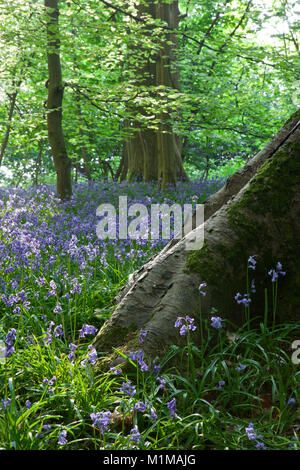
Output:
0 177 299 450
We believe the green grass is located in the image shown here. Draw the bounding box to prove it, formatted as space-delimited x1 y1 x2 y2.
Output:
0 272 299 450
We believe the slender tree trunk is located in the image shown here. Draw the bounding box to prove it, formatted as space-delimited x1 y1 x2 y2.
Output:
0 79 21 167
45 0 72 199
93 109 300 367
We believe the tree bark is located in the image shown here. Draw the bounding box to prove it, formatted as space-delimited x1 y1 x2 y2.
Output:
45 0 72 199
93 109 300 366
126 0 187 187
0 79 21 167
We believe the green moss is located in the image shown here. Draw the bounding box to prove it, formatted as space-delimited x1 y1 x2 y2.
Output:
94 321 138 353
186 138 300 323
185 241 222 281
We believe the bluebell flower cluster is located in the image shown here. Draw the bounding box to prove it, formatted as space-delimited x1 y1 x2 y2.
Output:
90 411 111 433
4 328 17 357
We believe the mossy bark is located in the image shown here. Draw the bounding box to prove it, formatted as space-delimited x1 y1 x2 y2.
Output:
94 110 300 365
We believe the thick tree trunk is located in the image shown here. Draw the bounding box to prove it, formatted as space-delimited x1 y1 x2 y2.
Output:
94 109 300 367
45 0 72 199
126 0 187 186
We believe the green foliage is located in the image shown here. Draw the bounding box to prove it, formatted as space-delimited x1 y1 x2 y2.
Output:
0 0 299 184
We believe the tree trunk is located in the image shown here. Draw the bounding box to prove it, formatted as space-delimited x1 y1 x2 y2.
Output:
45 0 72 200
126 0 187 186
0 79 21 167
93 109 300 367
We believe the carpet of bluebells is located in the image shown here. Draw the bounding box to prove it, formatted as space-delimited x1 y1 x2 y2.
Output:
0 178 299 450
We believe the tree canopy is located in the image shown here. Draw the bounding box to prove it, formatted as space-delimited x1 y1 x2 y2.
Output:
0 0 299 190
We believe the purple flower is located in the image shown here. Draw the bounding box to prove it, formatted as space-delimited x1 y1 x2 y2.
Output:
53 303 62 314
248 255 257 270
48 280 57 296
174 317 183 328
284 397 296 405
268 269 278 283
218 380 225 389
245 422 259 440
152 365 160 376
175 316 196 335
54 324 64 337
139 360 149 372
120 381 136 397
0 398 12 411
133 401 147 412
236 363 246 371
186 316 197 331
157 376 166 390
198 282 207 296
211 316 222 329
180 324 188 336
68 343 77 362
167 398 176 420
43 333 52 346
5 345 15 357
150 408 157 421
79 324 98 338
276 262 286 276
129 426 141 443
5 328 17 345
58 430 67 445
268 262 286 282
87 345 98 365
235 293 251 307
245 422 264 448
90 411 111 433
138 329 147 344
255 442 266 450
110 366 122 375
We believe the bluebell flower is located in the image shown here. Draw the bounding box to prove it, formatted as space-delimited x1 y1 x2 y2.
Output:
255 442 266 450
211 316 222 329
284 397 296 405
248 255 257 270
120 381 136 397
54 324 63 337
167 398 176 420
58 430 67 445
133 401 147 412
235 293 251 307
79 324 98 338
157 376 166 390
90 411 111 433
174 317 183 328
110 366 122 375
198 282 207 296
138 329 147 344
129 426 141 443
